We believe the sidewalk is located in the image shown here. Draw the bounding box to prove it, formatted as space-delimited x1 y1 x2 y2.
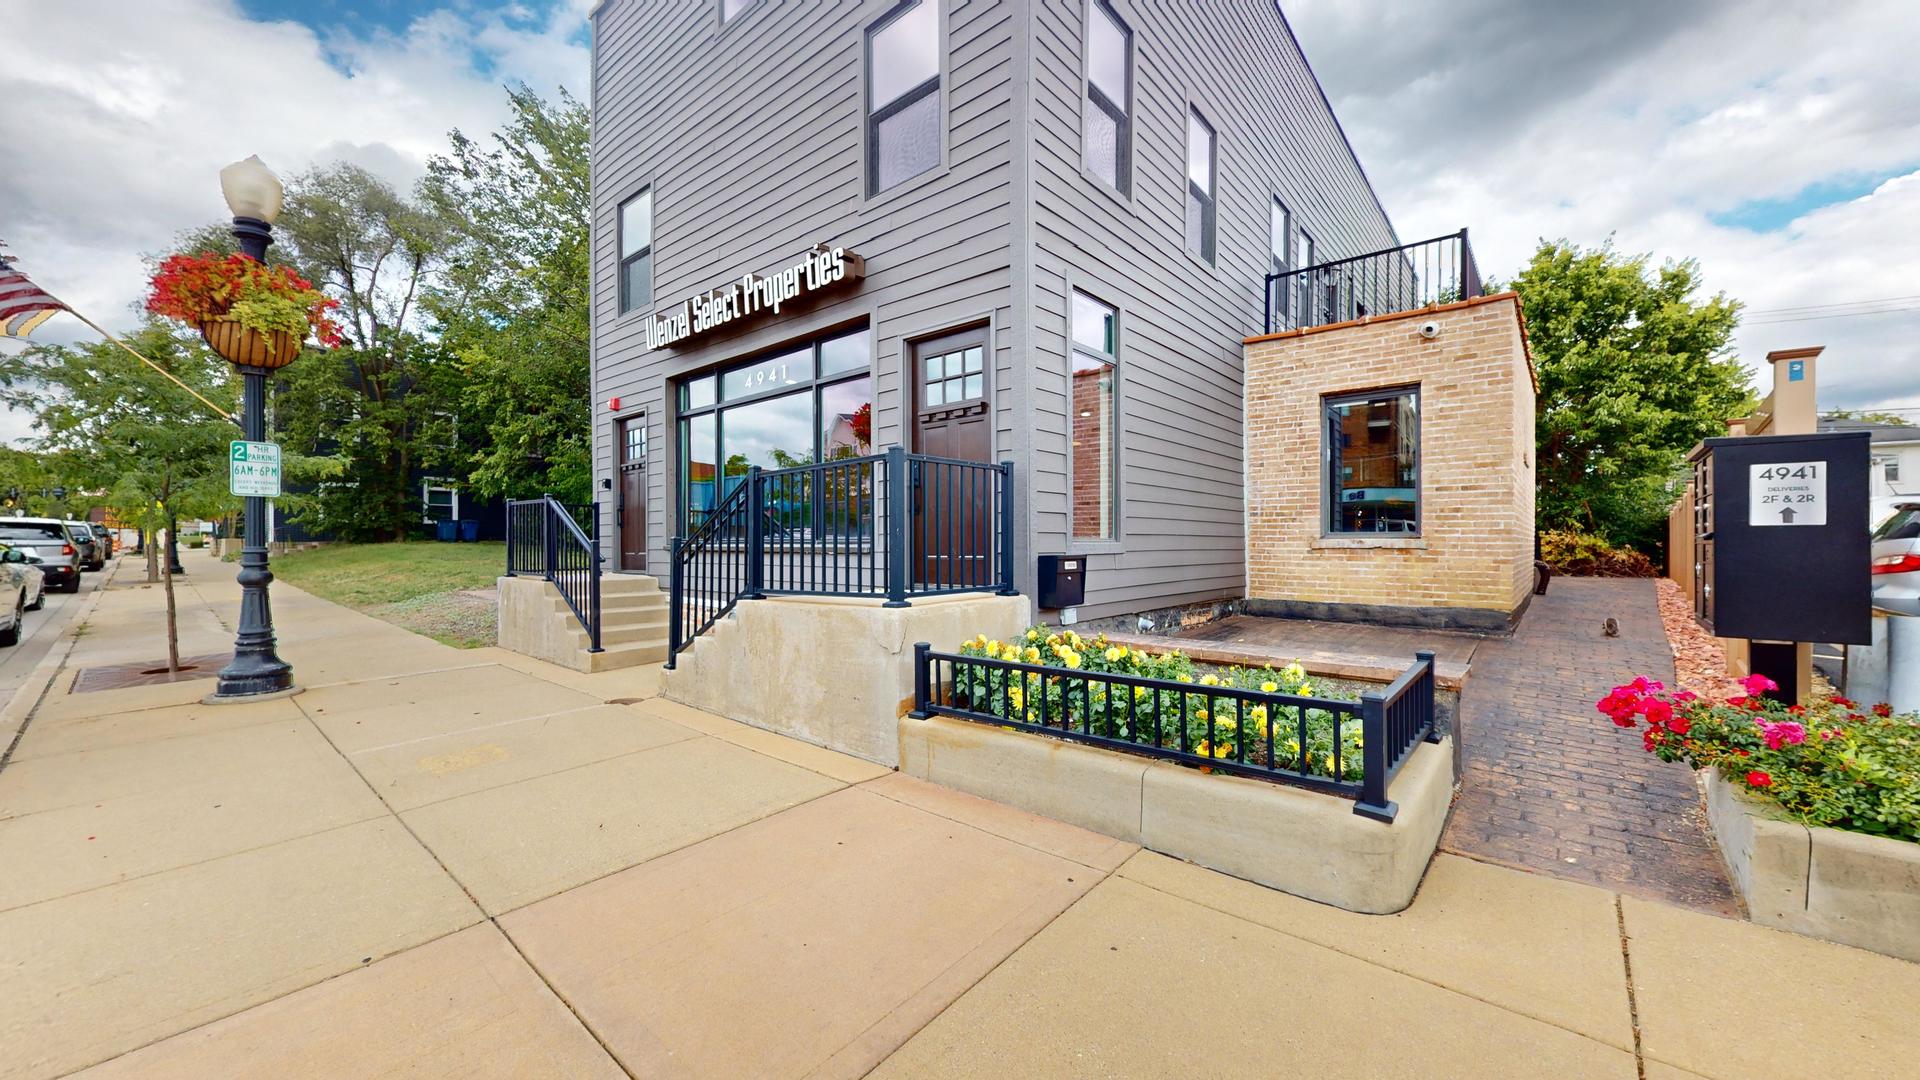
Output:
1 564 1914 1079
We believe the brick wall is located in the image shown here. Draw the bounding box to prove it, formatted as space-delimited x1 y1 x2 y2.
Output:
1243 294 1537 617
1070 364 1111 540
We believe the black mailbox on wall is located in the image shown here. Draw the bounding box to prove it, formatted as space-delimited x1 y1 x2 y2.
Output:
1037 555 1086 610
1691 430 1872 646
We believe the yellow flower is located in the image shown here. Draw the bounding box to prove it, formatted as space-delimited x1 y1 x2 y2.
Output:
1195 708 1209 720
1026 629 1040 642
1260 681 1278 694
1299 682 1315 696
1104 646 1124 663
985 641 1001 659
1178 674 1193 684
1199 674 1219 686
1283 662 1306 681
1193 741 1231 759
1007 686 1024 708
1066 630 1082 646
974 634 989 647
1024 646 1042 663
1133 686 1149 699
1063 651 1082 669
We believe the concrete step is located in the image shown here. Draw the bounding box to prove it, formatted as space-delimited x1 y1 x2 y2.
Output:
598 622 667 646
601 574 664 595
584 639 670 672
602 591 666 613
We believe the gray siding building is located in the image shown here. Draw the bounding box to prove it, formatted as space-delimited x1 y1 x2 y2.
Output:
590 0 1400 623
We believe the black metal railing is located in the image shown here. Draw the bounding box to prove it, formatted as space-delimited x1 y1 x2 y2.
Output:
1264 229 1482 334
911 645 1437 820
505 495 602 653
668 447 1016 666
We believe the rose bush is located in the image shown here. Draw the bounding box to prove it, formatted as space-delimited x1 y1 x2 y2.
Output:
953 628 1365 781
146 253 343 347
1598 674 1920 842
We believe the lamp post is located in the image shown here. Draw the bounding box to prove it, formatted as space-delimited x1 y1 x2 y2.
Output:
212 155 295 699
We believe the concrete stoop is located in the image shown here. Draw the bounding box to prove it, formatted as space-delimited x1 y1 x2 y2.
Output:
496 574 669 673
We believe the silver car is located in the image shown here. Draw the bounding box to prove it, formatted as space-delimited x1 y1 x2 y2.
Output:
0 542 47 646
0 519 83 593
1872 503 1920 616
65 521 105 571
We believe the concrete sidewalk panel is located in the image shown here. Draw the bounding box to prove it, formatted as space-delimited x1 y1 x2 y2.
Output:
501 786 1102 1080
26 678 223 724
300 665 601 753
347 703 699 811
870 876 1638 1080
860 771 1138 872
8 696 304 761
1117 850 1635 1051
636 697 893 784
1623 895 1920 1080
71 924 623 1080
0 721 387 910
0 818 479 1080
401 735 842 914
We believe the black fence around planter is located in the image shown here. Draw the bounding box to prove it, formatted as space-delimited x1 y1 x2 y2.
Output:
505 495 601 653
910 644 1438 820
667 447 1015 667
1264 228 1483 334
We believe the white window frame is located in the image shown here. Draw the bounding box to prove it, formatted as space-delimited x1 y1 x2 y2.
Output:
421 479 460 526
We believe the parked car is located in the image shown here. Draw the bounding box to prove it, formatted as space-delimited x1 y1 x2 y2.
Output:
1871 502 1920 616
0 542 47 646
0 519 83 593
65 520 104 571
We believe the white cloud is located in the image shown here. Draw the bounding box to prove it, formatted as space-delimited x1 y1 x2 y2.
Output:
1288 0 1920 413
0 0 591 445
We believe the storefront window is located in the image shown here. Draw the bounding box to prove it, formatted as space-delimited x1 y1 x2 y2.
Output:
1325 387 1419 534
678 327 873 530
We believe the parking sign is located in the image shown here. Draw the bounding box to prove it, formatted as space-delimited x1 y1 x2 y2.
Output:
229 441 282 498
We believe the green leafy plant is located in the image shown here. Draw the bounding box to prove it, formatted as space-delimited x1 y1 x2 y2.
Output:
951 628 1365 780
145 252 343 346
1540 528 1658 577
1600 675 1919 842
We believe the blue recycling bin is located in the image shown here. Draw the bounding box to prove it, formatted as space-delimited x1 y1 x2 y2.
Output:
435 519 458 542
460 519 479 543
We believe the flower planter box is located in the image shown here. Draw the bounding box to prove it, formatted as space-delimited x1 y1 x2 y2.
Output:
1705 768 1920 962
898 714 1454 914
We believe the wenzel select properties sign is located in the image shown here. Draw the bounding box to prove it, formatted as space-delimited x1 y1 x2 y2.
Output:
643 245 864 350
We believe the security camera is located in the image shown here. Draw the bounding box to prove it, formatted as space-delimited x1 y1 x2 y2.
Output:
1418 321 1442 340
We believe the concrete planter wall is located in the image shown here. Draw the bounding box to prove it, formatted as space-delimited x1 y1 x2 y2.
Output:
898 714 1454 914
1705 768 1920 962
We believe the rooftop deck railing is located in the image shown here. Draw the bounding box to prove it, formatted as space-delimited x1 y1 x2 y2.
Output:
1264 228 1483 334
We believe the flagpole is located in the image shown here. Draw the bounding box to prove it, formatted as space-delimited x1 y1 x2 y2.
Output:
57 308 241 428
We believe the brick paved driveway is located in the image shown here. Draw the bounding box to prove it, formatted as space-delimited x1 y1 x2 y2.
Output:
1440 578 1740 915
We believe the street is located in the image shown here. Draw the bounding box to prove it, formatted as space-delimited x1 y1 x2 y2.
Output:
0 560 107 719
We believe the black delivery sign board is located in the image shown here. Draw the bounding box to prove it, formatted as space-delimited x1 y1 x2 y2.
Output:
1692 430 1871 645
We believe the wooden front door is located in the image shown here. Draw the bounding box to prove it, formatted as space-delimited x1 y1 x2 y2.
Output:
909 328 992 589
618 414 647 572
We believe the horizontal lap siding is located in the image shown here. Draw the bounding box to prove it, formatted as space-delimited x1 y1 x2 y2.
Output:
1023 0 1400 621
592 0 1017 573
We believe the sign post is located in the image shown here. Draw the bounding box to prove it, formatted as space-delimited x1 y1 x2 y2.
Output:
229 440 282 499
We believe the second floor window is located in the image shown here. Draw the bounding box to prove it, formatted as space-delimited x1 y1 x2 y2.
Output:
1083 0 1132 193
618 189 652 315
1269 198 1291 323
867 0 942 196
1185 107 1216 264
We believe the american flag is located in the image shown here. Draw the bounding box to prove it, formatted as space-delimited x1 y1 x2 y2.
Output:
0 252 71 338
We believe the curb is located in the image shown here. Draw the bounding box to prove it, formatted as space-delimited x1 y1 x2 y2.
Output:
0 557 130 771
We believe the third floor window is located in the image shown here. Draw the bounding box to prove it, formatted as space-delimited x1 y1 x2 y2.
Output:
1083 0 1132 194
867 0 942 196
1185 107 1216 264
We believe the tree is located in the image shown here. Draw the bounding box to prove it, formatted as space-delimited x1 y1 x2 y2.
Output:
270 163 459 540
421 85 593 505
1507 240 1753 552
1822 408 1915 427
0 324 236 668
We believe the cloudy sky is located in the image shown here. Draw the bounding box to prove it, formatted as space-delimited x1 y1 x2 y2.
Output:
4 0 1917 445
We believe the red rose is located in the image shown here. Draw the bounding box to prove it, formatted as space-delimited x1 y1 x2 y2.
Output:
1667 714 1691 736
1644 700 1674 726
1745 770 1772 788
1831 696 1854 708
1873 703 1893 717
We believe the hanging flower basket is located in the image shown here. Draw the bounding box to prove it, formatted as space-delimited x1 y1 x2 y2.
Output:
198 317 302 369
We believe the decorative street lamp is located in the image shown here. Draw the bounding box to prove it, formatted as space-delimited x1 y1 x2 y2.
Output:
210 155 295 699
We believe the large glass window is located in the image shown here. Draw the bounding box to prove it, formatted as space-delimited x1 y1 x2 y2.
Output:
1326 388 1419 534
678 327 874 530
867 0 942 196
1185 108 1216 264
1083 0 1132 193
618 189 652 314
1070 290 1118 541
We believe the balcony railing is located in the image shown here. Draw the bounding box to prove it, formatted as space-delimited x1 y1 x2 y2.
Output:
1264 228 1483 334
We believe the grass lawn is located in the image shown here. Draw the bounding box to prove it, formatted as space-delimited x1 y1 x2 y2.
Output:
270 541 503 648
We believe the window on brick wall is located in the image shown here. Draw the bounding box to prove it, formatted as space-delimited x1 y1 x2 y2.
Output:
1070 290 1118 541
1325 387 1419 534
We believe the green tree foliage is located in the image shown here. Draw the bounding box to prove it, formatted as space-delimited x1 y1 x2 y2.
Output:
270 163 457 540
1508 240 1753 552
421 85 592 504
1823 408 1915 427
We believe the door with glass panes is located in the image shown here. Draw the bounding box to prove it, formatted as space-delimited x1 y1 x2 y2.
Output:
618 414 647 571
909 328 992 589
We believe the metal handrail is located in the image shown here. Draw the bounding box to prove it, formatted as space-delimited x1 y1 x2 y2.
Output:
1264 228 1482 334
1354 649 1439 821
505 495 602 653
